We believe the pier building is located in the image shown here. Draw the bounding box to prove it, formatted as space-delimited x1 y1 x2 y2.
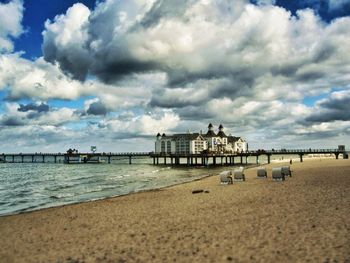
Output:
155 124 248 154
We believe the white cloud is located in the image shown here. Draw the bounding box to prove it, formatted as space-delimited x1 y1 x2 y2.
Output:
1 0 350 151
99 109 180 136
0 0 24 53
0 102 78 127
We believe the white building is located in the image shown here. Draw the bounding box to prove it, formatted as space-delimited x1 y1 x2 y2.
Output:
155 133 207 154
155 124 248 154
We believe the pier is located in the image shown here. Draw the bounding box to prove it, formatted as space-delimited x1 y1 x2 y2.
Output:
0 148 347 165
150 148 346 166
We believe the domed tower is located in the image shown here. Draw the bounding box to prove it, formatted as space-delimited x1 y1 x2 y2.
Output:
156 133 161 140
217 124 227 137
206 123 216 137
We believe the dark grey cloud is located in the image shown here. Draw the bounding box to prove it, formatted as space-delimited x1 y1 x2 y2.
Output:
1 116 25 126
304 92 350 123
18 103 49 113
87 101 108 116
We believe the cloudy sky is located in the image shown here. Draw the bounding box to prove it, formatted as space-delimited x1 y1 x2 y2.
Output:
0 0 350 153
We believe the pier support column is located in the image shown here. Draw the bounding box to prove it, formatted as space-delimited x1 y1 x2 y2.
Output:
213 157 216 165
108 156 111 164
164 157 167 165
153 157 155 165
256 156 259 164
195 157 198 165
240 156 243 164
129 156 132 165
232 157 235 165
157 158 159 165
42 156 45 163
12 155 14 163
21 155 24 163
335 153 339 160
206 157 209 166
32 155 34 163
299 154 303 162
54 156 57 163
267 155 271 164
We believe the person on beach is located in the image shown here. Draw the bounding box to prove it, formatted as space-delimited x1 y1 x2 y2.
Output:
290 159 292 165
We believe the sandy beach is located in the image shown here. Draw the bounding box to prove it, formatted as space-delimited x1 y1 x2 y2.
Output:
0 158 349 263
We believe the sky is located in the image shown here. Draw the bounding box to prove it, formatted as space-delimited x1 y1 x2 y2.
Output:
0 0 350 153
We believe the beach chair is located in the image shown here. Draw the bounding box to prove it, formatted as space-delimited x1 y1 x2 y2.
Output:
272 167 285 181
233 167 245 182
281 166 292 177
219 171 232 184
257 167 267 178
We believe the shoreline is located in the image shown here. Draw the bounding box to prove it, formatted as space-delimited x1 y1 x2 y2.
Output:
0 157 341 218
0 162 260 218
0 158 349 262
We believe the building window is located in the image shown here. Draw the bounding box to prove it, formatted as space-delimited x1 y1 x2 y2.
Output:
167 141 171 153
161 141 165 153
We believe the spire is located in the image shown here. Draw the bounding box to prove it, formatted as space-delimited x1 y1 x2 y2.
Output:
217 124 227 138
206 123 216 137
156 133 161 137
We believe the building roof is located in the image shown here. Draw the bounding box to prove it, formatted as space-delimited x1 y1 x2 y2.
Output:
217 130 227 138
208 123 213 128
173 133 205 140
161 133 205 141
228 136 241 143
203 130 217 137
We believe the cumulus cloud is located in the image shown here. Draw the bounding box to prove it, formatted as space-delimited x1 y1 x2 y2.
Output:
97 109 180 138
1 0 350 151
0 0 24 53
0 53 91 100
42 3 92 80
38 0 350 149
0 53 155 107
304 90 350 123
0 102 78 127
42 1 350 98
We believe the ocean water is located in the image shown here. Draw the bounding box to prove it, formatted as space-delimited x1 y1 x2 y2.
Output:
0 154 313 216
0 161 214 216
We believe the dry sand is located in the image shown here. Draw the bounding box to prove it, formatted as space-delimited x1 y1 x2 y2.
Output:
0 159 349 263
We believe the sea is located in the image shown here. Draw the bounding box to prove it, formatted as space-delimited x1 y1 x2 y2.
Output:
0 153 316 216
0 159 219 216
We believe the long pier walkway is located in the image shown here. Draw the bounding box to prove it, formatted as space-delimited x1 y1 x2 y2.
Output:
0 149 347 165
151 148 346 165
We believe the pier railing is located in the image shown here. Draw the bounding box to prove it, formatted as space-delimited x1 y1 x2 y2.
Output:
0 148 346 165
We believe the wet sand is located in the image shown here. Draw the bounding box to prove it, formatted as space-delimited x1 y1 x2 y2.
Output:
0 159 349 262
